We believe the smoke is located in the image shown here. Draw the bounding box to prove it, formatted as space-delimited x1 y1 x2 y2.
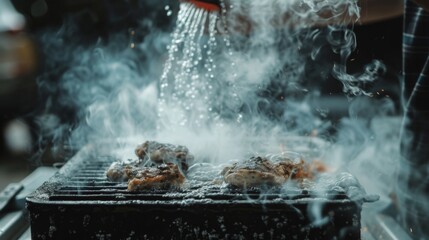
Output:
34 10 173 159
33 0 400 228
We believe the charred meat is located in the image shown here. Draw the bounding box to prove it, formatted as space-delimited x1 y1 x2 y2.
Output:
135 141 194 172
106 140 193 191
221 157 284 188
222 155 325 188
106 159 143 182
106 160 186 191
128 163 185 191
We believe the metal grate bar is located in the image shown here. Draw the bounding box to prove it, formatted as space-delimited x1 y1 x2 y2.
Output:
48 156 349 202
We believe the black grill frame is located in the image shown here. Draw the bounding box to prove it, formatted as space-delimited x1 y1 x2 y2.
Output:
26 147 364 240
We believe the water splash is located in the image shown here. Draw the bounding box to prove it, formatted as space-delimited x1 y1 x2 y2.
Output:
160 3 217 129
158 2 241 131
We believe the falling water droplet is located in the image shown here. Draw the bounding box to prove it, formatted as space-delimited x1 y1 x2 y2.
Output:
158 2 240 129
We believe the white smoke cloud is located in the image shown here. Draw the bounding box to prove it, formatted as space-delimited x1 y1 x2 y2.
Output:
34 0 399 222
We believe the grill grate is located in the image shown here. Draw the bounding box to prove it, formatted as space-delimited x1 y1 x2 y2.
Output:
27 148 364 240
49 158 349 202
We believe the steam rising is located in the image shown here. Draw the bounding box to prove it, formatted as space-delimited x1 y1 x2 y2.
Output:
36 0 399 227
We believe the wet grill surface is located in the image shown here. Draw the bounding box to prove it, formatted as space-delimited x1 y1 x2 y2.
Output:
49 157 349 202
26 151 362 240
50 158 129 200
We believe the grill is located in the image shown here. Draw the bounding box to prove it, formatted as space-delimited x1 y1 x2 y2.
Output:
26 147 368 240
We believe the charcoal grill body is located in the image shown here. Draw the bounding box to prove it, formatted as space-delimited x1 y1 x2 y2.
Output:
26 148 363 240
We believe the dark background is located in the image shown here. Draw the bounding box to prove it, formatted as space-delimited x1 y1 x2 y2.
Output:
0 0 403 171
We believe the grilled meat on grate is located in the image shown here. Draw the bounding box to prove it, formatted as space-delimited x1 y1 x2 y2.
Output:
106 159 143 182
106 140 193 190
128 163 185 191
135 141 194 172
222 155 326 188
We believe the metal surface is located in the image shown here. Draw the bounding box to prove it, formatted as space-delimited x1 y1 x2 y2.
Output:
363 213 412 240
17 228 31 240
0 183 23 214
26 146 367 239
0 166 57 240
0 210 27 240
15 167 57 209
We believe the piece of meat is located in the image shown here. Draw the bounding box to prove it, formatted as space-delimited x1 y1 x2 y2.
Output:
106 160 143 182
222 155 325 188
135 141 193 172
106 141 193 190
222 157 284 188
127 163 185 191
